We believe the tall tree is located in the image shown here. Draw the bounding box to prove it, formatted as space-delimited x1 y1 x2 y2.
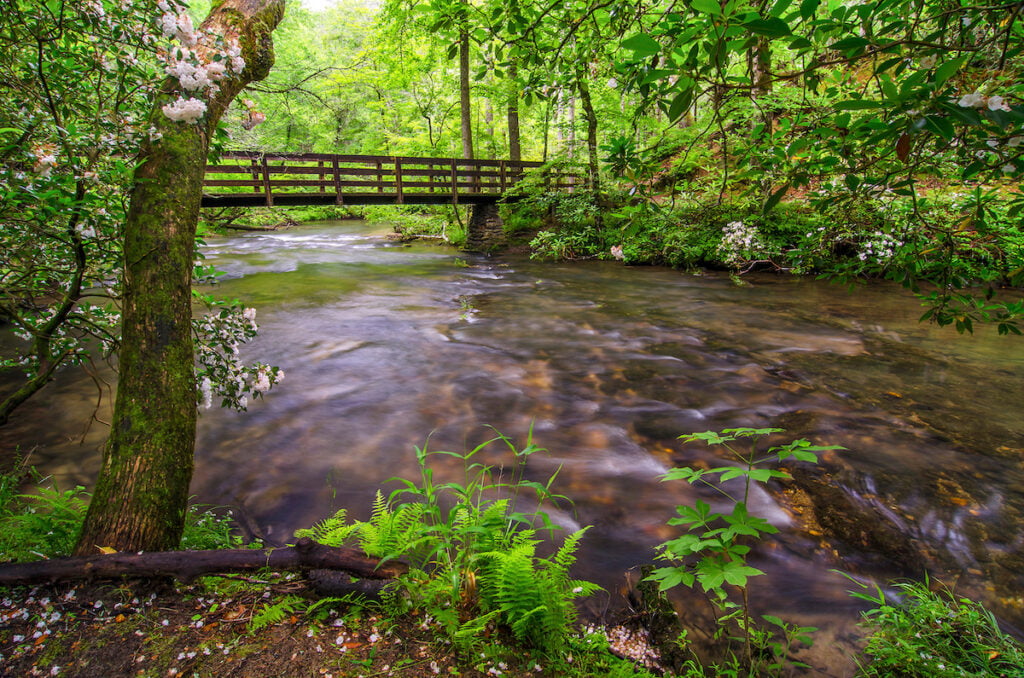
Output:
458 24 474 159
76 0 286 555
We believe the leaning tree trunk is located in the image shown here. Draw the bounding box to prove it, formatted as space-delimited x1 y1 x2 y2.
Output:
75 0 285 556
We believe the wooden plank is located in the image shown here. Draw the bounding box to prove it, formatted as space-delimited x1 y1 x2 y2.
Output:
449 159 458 205
260 156 272 206
332 158 343 205
250 158 261 193
394 158 403 204
318 161 326 193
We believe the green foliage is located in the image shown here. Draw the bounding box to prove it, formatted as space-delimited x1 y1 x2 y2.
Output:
0 464 249 561
854 579 1024 677
249 594 306 634
0 475 89 563
613 0 1024 331
474 528 600 649
648 428 841 675
179 505 251 551
296 428 599 655
525 192 609 260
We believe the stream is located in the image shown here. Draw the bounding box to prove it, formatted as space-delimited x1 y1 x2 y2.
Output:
2 219 1023 675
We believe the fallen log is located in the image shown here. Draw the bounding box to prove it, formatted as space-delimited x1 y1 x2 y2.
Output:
0 537 406 585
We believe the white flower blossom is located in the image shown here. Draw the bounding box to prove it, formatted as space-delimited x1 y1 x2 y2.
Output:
957 91 985 108
987 95 1010 111
918 55 937 69
161 97 207 123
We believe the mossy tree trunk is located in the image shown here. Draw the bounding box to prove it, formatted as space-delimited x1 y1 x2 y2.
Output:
75 0 285 555
459 27 474 161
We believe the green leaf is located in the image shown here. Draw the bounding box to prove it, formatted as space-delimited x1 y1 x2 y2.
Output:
833 99 882 110
662 466 706 483
668 88 694 122
621 33 661 58
690 0 722 16
934 56 968 87
742 17 791 37
830 36 870 52
763 183 789 213
923 115 954 141
721 560 765 586
799 0 820 19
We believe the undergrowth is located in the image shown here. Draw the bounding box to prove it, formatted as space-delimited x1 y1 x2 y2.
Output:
296 428 602 658
853 579 1024 677
0 463 249 561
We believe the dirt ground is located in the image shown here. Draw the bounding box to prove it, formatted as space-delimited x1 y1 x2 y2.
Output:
0 577 535 678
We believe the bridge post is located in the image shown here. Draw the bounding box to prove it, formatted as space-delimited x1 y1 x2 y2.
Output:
464 202 504 252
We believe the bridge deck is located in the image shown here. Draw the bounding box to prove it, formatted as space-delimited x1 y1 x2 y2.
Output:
201 151 578 208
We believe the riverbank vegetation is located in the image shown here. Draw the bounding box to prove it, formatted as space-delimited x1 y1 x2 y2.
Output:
2 0 1024 675
4 431 1024 676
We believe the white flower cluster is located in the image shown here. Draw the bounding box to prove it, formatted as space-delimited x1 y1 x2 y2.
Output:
858 231 903 263
194 304 284 411
156 0 246 125
161 97 207 123
31 143 58 176
718 220 765 266
957 91 1011 112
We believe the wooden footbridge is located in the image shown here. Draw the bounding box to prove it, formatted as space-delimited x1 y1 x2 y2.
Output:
201 151 578 208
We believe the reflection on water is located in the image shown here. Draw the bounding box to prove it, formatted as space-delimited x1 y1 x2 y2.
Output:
3 220 1023 674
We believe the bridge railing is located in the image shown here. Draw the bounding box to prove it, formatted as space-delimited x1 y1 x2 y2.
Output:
203 151 581 207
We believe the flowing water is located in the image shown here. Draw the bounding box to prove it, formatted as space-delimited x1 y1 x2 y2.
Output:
3 220 1023 675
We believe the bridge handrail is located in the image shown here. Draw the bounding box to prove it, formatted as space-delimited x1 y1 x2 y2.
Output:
202 151 581 208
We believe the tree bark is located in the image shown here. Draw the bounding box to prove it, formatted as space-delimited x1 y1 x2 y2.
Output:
75 0 285 556
459 28 473 160
1 538 405 585
576 69 600 196
507 61 521 163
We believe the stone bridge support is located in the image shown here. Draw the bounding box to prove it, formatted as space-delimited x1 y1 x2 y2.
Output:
464 202 504 252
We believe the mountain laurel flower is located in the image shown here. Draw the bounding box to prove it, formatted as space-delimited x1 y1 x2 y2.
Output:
200 377 213 409
918 55 937 69
987 95 1010 111
253 371 271 393
162 96 207 123
957 91 985 108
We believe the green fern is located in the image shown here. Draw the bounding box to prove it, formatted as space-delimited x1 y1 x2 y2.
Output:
294 508 359 546
249 594 305 633
472 528 600 651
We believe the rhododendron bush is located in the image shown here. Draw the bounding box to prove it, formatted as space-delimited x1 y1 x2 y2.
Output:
0 0 277 424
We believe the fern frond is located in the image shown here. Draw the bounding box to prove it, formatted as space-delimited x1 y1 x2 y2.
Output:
453 609 501 649
294 509 360 547
249 594 305 633
553 526 590 574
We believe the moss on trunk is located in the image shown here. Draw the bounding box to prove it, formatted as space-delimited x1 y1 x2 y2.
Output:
75 0 285 555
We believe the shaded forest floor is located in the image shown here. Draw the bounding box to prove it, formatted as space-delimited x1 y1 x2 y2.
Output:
0 578 552 677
